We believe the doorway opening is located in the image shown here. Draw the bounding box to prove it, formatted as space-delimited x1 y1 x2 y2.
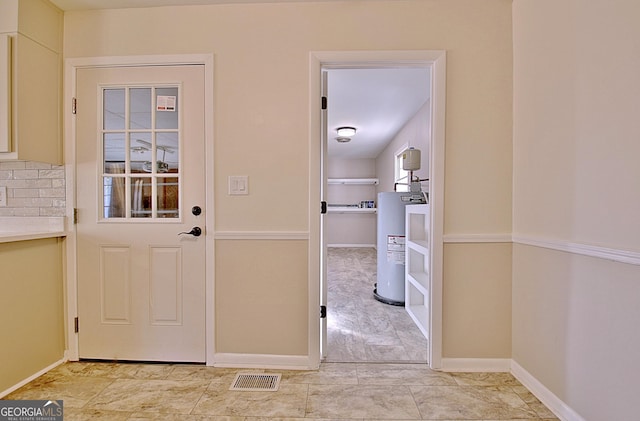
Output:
322 67 430 363
311 50 445 371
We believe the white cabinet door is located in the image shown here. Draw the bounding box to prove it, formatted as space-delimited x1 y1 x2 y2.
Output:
0 35 10 153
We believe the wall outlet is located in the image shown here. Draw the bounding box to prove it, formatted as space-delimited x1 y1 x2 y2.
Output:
0 186 6 207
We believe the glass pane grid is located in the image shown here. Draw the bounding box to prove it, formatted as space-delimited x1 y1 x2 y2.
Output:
100 85 180 221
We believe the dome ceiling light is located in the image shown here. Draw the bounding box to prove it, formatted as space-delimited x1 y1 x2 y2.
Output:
335 126 357 143
336 126 356 137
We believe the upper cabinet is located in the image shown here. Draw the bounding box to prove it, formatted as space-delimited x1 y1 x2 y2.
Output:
0 0 63 164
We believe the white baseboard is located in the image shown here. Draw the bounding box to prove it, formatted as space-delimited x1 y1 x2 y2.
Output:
511 360 585 421
211 353 317 370
0 357 67 398
440 358 511 372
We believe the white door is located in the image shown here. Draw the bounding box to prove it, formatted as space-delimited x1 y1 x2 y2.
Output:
76 65 206 362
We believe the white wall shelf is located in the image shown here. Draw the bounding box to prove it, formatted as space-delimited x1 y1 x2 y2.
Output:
405 204 430 340
327 206 376 214
327 178 378 185
325 170 378 246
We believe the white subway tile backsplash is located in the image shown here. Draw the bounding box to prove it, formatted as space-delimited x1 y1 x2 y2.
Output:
26 161 55 169
7 179 53 188
39 188 65 198
39 169 65 179
40 207 66 217
12 169 40 179
13 189 40 198
0 161 66 217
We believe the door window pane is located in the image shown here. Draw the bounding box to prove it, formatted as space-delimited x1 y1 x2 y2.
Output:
103 133 125 174
157 177 179 218
103 89 125 130
157 132 179 173
131 177 152 218
155 87 179 130
130 132 153 174
129 88 152 130
103 176 125 218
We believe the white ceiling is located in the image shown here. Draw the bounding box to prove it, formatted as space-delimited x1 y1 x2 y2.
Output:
51 0 431 160
327 68 430 159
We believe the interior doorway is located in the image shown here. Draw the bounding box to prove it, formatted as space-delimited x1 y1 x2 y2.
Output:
310 50 446 370
322 67 430 363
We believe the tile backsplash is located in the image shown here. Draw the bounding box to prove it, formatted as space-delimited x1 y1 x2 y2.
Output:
0 161 66 217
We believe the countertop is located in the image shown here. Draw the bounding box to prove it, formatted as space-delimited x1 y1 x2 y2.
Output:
0 217 68 243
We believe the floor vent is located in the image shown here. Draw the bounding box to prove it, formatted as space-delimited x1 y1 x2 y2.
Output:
229 373 281 391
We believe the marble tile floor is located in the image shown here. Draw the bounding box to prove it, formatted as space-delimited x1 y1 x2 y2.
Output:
326 247 428 363
4 361 559 420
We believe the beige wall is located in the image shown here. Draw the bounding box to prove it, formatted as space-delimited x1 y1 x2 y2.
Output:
0 238 65 394
64 0 513 359
513 0 640 419
443 242 512 358
215 240 308 355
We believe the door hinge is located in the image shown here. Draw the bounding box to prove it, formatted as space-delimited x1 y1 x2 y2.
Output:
321 96 327 110
73 208 78 224
74 317 79 333
72 97 77 114
321 201 327 214
320 305 327 319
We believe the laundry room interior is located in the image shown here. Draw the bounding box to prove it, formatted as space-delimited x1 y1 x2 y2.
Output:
323 67 433 363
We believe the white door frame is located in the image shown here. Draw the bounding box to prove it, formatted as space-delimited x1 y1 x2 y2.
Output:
308 50 446 369
64 54 215 364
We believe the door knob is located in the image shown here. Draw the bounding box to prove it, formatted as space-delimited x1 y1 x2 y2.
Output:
179 227 202 237
192 206 202 216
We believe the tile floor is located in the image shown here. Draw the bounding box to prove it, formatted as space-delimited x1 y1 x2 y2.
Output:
326 247 428 362
4 361 558 420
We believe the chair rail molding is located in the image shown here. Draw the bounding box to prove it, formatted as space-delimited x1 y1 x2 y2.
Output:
513 234 640 266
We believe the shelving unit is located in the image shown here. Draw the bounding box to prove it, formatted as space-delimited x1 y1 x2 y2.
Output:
325 177 378 246
405 204 430 340
327 206 376 214
326 178 378 213
327 178 378 185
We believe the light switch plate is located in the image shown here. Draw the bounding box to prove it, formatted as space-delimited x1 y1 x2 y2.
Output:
0 186 6 207
228 175 249 195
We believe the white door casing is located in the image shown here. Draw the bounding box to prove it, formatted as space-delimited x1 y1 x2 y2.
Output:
75 64 206 362
310 51 446 370
319 70 329 359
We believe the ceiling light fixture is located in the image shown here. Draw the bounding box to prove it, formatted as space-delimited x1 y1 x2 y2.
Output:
336 126 357 137
335 136 351 143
